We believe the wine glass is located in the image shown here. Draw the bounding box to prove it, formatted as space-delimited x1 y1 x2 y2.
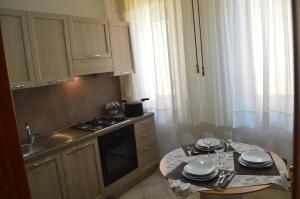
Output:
224 130 233 158
203 132 214 158
214 147 225 168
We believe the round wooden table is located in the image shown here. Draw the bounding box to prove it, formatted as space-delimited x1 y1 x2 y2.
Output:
159 144 287 199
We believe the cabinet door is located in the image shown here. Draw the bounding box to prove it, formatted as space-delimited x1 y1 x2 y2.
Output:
28 12 73 85
69 17 111 59
138 145 157 173
134 116 158 173
62 139 103 199
26 154 68 199
109 21 134 76
0 9 35 89
68 17 113 75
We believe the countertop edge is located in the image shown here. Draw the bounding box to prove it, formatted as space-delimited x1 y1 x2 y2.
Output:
24 112 154 163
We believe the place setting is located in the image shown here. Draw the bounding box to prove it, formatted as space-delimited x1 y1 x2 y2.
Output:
182 132 235 157
166 159 236 191
234 150 280 176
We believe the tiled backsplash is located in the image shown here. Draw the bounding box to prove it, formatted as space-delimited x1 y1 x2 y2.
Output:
12 75 121 142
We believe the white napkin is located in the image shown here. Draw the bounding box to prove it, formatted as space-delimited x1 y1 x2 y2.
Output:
170 179 191 191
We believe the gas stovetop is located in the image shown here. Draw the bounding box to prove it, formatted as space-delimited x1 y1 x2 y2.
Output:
72 116 127 131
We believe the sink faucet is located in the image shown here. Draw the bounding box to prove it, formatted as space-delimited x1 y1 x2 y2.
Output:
25 122 36 144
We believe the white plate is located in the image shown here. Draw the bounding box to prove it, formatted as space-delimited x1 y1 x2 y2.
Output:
239 157 273 168
196 138 221 148
182 170 218 181
239 157 273 166
195 144 223 152
241 151 272 164
183 161 216 176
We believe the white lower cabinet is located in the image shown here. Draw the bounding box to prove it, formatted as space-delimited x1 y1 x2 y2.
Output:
26 117 158 199
62 139 104 199
26 154 68 199
135 116 158 173
26 139 104 199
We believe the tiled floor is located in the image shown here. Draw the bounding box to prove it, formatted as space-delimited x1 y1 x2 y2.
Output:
118 170 174 199
118 170 291 199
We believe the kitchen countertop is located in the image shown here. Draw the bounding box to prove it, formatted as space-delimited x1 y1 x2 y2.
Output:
23 112 154 162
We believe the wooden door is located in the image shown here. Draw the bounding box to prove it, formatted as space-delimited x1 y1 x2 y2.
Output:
28 12 73 86
0 9 36 89
293 0 300 199
62 140 103 199
26 154 68 199
0 21 32 199
109 21 134 76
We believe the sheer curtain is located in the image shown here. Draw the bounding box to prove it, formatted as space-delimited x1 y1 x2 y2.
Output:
119 0 192 123
119 0 294 131
193 0 294 131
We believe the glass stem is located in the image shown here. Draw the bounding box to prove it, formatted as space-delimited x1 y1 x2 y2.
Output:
208 146 210 157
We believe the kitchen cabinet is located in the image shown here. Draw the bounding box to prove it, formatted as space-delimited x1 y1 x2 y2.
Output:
62 139 104 199
0 9 36 89
26 154 68 199
109 21 134 76
28 12 74 86
134 116 158 173
68 16 113 75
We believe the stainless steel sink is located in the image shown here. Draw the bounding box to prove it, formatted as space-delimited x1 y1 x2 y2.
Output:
21 144 45 157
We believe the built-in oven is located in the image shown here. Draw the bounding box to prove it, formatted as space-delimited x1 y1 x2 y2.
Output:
98 124 138 187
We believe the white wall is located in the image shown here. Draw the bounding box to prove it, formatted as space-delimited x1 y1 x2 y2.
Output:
0 0 106 18
103 0 121 20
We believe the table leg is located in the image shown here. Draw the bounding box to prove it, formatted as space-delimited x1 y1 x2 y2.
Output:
200 193 243 199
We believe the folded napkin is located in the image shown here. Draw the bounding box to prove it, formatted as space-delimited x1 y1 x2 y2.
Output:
166 162 236 192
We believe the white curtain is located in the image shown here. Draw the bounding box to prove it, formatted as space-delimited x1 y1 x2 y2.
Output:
120 0 294 131
120 0 192 123
193 0 294 131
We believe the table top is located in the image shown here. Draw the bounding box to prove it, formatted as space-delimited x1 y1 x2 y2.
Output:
159 142 287 195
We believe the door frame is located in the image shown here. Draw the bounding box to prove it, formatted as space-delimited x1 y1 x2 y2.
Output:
292 0 299 198
0 22 31 199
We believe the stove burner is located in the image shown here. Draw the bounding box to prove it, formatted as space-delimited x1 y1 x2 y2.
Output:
72 116 127 132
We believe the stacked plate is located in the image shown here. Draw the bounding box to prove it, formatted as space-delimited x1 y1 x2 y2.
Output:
195 138 223 151
181 161 218 181
239 151 273 168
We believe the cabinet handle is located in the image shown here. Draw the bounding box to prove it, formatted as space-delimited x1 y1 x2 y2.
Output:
141 134 149 137
87 54 102 58
57 79 66 82
143 146 152 151
138 120 151 124
47 79 66 84
13 84 25 89
27 158 51 169
71 142 91 152
118 72 131 75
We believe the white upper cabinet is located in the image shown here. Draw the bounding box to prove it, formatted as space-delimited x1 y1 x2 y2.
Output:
27 12 74 85
1 8 136 85
68 17 113 75
109 21 134 76
0 9 36 89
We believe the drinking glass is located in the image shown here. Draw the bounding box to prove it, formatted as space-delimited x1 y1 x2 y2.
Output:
203 132 214 158
224 130 233 158
214 147 225 167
